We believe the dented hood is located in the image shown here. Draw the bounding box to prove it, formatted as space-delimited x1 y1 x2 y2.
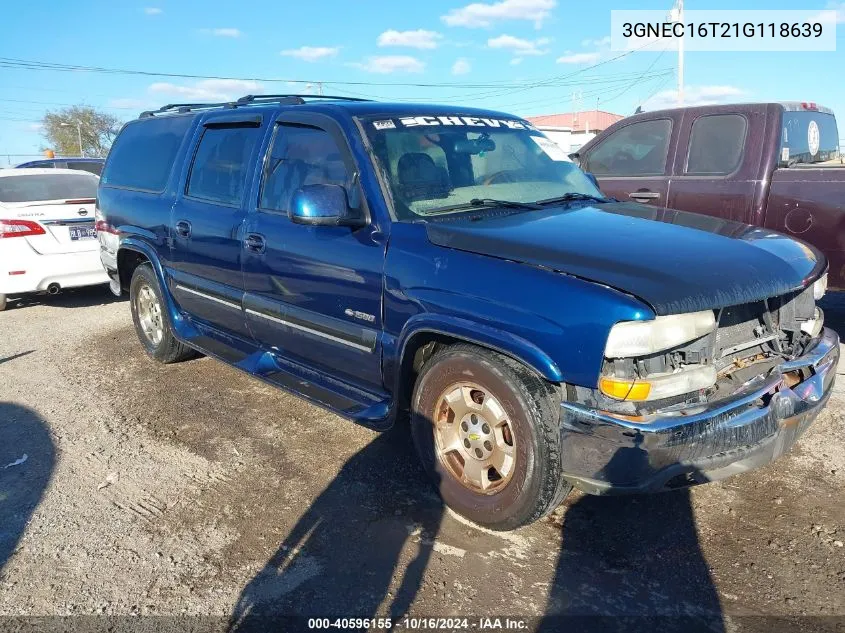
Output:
425 202 825 315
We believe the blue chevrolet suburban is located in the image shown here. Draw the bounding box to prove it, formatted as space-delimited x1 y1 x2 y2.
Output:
97 95 838 530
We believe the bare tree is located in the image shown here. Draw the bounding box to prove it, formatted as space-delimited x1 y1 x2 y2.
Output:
41 106 122 158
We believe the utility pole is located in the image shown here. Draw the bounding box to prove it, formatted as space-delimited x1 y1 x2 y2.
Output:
669 0 685 105
60 121 84 157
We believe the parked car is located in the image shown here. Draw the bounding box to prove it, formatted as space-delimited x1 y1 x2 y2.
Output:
0 168 109 310
97 96 838 530
570 102 845 286
15 157 105 176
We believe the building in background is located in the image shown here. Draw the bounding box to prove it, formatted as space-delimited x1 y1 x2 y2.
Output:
527 110 624 154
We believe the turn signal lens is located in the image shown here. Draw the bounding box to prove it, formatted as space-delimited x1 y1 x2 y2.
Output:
599 377 651 401
600 365 717 402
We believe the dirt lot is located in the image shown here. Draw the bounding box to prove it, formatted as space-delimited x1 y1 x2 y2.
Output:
1 287 844 632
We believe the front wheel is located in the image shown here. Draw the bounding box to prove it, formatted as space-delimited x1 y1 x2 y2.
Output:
129 264 195 363
410 344 572 531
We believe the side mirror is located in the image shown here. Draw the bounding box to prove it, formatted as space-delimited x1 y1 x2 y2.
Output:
568 152 581 168
289 184 363 227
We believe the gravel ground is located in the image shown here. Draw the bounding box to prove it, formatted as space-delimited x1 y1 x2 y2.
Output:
1 286 844 632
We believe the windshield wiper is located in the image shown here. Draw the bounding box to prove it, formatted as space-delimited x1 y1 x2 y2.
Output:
536 192 614 205
426 198 543 215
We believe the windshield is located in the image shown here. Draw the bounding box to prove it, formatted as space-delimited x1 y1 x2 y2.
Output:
362 115 604 219
0 173 98 203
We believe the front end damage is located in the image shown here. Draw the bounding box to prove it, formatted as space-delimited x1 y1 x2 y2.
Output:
559 283 839 494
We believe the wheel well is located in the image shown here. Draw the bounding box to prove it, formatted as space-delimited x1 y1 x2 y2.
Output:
396 333 457 417
117 249 150 292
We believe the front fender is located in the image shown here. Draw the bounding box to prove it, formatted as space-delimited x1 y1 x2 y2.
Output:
396 312 564 383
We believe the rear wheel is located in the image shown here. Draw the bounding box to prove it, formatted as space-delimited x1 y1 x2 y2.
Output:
410 344 572 530
129 264 195 363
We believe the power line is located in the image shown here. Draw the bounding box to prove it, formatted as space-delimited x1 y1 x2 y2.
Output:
0 43 657 92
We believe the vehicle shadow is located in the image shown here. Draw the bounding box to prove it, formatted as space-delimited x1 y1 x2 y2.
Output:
3 284 122 311
0 403 55 572
540 440 724 633
819 291 845 341
228 426 443 631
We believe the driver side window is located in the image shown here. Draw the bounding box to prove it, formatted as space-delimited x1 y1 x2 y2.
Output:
585 119 672 177
260 123 351 213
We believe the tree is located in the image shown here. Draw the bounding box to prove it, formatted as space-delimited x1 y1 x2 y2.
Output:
41 106 122 158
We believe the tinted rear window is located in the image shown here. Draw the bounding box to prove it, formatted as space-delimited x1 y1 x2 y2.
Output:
101 116 193 191
0 173 98 203
186 126 261 206
781 111 840 165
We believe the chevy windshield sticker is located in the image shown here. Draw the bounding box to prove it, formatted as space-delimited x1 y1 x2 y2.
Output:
372 116 529 129
530 135 569 161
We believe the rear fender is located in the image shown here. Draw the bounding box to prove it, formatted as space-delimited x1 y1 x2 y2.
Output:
118 238 198 341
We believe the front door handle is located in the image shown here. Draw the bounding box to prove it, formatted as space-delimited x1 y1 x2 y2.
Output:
244 233 266 254
175 220 192 238
629 191 661 202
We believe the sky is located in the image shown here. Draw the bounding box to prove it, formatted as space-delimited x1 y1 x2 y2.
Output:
1 0 843 161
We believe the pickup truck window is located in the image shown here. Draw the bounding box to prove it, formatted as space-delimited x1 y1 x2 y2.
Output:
102 115 193 192
686 114 747 176
781 111 840 165
363 117 601 219
186 126 261 206
586 119 672 177
260 124 350 213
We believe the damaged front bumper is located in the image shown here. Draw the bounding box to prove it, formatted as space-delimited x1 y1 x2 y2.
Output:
560 327 840 495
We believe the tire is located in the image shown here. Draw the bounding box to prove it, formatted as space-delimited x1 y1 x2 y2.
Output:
0 294 6 311
129 263 195 364
410 343 572 531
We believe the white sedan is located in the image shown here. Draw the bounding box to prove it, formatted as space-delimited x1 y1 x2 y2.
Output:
0 168 109 310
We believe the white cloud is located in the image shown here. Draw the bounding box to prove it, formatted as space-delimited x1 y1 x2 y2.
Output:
451 58 471 75
377 29 443 49
148 79 264 102
810 2 845 23
26 123 43 132
487 34 550 56
556 51 602 64
348 55 425 74
510 57 523 66
143 7 162 15
201 28 242 38
442 0 556 28
644 85 745 110
281 46 340 62
581 35 610 48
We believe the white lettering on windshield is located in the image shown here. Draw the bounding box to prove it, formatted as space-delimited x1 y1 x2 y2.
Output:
396 116 527 129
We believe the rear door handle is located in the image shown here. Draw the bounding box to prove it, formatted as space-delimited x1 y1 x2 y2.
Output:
629 191 661 201
175 220 192 238
244 233 266 254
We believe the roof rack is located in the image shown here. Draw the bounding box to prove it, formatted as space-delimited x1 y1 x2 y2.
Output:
139 94 371 118
236 94 371 104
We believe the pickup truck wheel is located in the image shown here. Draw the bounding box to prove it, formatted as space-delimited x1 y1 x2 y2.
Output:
130 264 195 364
411 344 571 530
0 294 6 311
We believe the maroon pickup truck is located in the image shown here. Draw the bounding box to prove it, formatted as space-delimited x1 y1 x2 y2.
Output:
571 102 845 287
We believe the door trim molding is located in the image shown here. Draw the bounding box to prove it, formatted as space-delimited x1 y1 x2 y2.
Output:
174 284 241 310
245 307 374 353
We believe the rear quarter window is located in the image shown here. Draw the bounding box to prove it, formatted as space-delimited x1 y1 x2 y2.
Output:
101 116 193 192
